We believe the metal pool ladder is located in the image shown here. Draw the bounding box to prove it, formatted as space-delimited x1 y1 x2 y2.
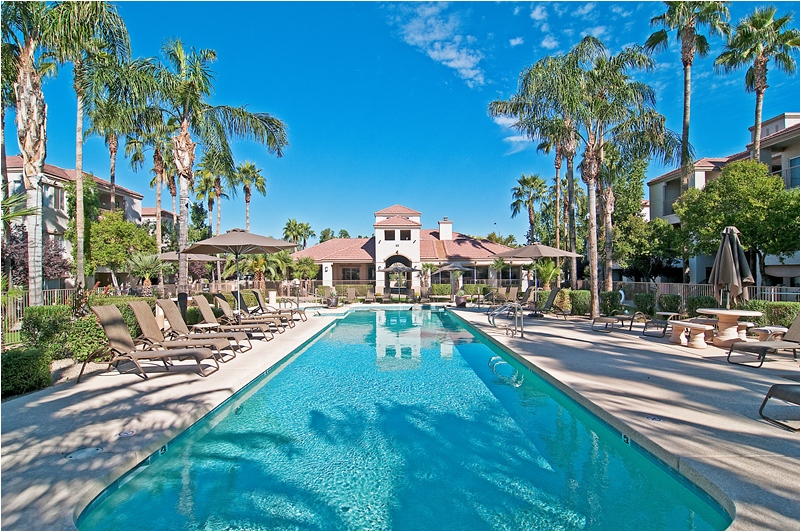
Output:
488 303 525 338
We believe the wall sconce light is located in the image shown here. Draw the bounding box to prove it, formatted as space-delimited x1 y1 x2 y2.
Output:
378 240 381 243
412 240 416 243
324 266 329 273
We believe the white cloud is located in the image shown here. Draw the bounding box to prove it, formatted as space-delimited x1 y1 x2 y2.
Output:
509 37 524 47
581 26 607 39
574 3 596 18
540 22 550 33
530 5 548 21
503 135 534 155
541 35 560 49
513 6 522 16
611 5 632 17
392 3 486 87
493 116 518 128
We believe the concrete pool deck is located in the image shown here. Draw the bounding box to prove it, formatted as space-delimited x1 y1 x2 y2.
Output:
1 305 798 530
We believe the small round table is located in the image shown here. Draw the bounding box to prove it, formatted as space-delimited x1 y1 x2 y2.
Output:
696 308 763 348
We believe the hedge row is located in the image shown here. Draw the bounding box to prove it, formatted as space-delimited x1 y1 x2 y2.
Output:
1 348 52 397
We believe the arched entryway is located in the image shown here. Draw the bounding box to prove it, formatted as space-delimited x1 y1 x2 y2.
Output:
382 255 414 298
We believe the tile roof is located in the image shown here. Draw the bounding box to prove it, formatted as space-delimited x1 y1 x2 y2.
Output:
374 204 421 216
420 230 512 261
374 216 422 227
749 121 800 148
647 151 749 185
6 155 143 199
141 207 176 220
292 237 375 262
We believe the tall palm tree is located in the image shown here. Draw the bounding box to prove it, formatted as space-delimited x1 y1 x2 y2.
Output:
510 173 548 244
535 129 563 251
193 168 223 235
85 56 156 210
489 51 592 289
715 7 800 159
298 222 315 250
157 38 288 293
571 40 681 317
3 1 52 304
196 149 235 237
46 0 129 290
283 218 301 246
234 161 266 232
645 1 730 193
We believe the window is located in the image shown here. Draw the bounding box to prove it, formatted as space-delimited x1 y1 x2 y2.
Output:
385 230 395 241
343 268 360 281
790 156 800 188
54 186 65 211
400 230 411 241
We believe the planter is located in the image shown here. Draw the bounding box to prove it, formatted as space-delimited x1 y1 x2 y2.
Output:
327 297 339 308
455 296 467 308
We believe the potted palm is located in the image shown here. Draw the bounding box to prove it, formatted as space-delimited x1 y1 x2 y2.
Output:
455 288 467 307
327 287 339 308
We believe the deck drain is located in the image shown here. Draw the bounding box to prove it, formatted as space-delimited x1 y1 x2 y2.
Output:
65 447 103 460
646 415 662 422
118 430 136 438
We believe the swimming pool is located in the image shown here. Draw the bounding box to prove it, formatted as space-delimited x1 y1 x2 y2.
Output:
77 309 731 530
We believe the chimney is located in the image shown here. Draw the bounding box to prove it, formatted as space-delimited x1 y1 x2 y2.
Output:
438 217 453 241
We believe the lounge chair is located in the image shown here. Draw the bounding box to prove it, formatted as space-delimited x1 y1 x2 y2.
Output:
193 295 275 340
217 293 292 329
759 384 800 431
346 287 357 304
727 312 800 368
78 304 218 382
214 294 289 332
506 286 519 302
156 298 252 352
231 291 261 315
484 287 508 313
364 288 376 303
251 289 305 323
128 301 236 362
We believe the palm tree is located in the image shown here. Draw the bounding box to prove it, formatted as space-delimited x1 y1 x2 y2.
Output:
283 218 302 246
491 257 510 286
157 38 288 295
234 161 266 232
510 173 548 244
715 6 800 159
319 228 335 242
3 1 52 304
571 40 681 316
645 1 730 193
196 150 235 237
298 222 315 250
47 0 129 290
192 168 222 235
535 128 563 251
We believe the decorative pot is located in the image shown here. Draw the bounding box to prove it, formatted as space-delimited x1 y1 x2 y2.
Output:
455 296 467 307
327 297 339 308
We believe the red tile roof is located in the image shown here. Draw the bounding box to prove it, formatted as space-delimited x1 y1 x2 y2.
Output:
748 121 800 148
374 215 422 227
374 204 421 216
647 151 749 185
292 237 375 262
420 230 512 261
6 155 143 199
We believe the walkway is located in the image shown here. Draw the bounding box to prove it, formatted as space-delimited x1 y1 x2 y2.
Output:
452 308 800 531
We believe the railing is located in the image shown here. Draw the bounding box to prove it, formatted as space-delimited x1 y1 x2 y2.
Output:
770 163 800 188
612 281 800 306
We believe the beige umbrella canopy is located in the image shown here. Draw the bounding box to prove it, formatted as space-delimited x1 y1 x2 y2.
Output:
708 226 754 309
183 229 296 306
496 242 581 260
159 251 223 262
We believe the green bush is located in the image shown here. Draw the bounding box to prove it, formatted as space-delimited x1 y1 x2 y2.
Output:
1 348 52 397
431 284 451 296
21 305 73 359
764 302 800 328
461 284 489 296
65 316 108 363
554 288 571 312
735 299 770 327
569 290 591 316
686 296 719 317
633 293 655 317
334 284 370 297
89 300 148 339
658 294 682 313
599 291 623 316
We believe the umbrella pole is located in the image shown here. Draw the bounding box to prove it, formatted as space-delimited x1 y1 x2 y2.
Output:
235 252 242 322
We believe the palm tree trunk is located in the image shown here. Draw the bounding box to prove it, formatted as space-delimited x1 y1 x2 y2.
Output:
75 89 86 289
753 89 764 161
680 64 692 194
108 134 118 210
215 177 222 236
603 185 614 292
15 45 47 304
582 148 600 318
245 200 250 232
154 147 164 296
173 120 196 295
566 155 577 290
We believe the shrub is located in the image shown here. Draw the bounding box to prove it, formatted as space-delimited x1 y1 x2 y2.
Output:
21 305 73 359
431 284 451 296
599 291 623 316
735 299 770 327
461 284 485 296
658 294 681 313
1 348 52 397
569 290 590 316
686 296 719 317
554 288 571 312
66 315 108 363
333 284 369 297
89 298 153 339
764 302 800 328
633 293 655 317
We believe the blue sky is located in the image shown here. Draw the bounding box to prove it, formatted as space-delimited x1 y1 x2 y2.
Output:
7 1 800 244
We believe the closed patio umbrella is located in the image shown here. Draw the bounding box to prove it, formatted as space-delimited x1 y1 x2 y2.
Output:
708 226 754 309
184 229 296 311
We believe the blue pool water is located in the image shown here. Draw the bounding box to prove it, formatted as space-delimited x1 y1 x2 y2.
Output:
77 310 731 530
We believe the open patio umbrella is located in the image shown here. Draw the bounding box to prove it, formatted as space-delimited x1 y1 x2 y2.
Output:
497 243 580 307
381 263 419 299
433 263 472 299
183 229 296 310
708 226 754 309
